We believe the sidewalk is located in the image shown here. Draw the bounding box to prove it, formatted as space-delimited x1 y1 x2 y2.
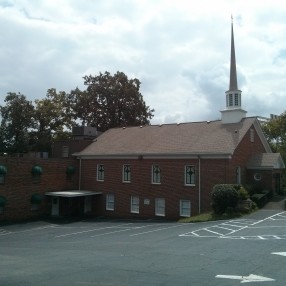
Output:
263 195 286 210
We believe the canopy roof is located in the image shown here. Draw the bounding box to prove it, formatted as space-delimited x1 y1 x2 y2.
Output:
45 190 102 197
247 153 285 170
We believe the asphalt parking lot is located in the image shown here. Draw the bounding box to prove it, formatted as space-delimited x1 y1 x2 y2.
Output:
1 209 286 285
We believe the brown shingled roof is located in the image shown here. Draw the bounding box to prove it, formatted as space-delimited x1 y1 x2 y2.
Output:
247 153 285 169
75 117 263 158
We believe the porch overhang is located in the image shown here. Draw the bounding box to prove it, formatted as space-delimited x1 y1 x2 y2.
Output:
246 153 285 170
45 190 102 198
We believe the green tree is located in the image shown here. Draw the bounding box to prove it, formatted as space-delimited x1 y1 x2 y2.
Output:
262 112 286 154
69 71 154 131
33 88 73 152
0 92 35 154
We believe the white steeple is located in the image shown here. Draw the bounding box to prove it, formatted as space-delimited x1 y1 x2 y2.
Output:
221 16 247 124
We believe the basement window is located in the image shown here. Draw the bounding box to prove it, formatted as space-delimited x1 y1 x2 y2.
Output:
131 196 139 214
155 198 165 216
106 194 115 211
180 200 191 217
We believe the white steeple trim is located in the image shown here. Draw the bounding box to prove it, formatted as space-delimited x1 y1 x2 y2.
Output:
221 16 247 124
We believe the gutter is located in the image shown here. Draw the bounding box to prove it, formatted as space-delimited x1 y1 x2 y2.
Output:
79 158 82 191
198 156 201 214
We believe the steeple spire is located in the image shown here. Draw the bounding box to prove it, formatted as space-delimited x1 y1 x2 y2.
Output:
229 15 238 91
220 16 247 124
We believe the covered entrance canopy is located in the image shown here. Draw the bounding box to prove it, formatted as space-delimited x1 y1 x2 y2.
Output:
45 190 102 197
45 190 102 217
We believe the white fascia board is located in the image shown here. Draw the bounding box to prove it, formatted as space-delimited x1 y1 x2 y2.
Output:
253 119 272 153
77 153 232 160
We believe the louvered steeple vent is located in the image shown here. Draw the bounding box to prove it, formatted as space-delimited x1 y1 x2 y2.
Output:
221 16 247 124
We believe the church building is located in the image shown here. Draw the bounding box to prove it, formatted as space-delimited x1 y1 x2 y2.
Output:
71 20 284 219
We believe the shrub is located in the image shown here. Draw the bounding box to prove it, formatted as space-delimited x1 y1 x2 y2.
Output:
211 184 239 215
237 185 249 200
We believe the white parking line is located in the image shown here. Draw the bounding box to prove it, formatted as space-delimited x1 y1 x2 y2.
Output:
180 211 286 240
55 223 134 238
130 224 185 237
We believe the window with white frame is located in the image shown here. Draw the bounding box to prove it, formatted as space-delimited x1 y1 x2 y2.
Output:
180 200 191 217
185 165 195 186
62 146 69 158
152 165 161 184
130 196 139 214
123 165 131 182
155 198 165 216
97 164 104 181
234 93 239 106
106 194 115 211
229 94 233 106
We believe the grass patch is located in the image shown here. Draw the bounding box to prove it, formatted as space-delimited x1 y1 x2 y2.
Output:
178 211 243 223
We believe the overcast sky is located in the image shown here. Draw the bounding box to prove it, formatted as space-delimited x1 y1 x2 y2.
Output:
1 0 286 124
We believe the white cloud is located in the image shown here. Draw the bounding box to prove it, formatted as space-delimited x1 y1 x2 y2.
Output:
1 0 286 123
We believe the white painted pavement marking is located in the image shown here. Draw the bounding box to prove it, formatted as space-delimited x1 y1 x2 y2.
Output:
0 225 54 236
221 235 286 240
130 224 186 237
272 252 286 257
90 223 174 237
56 223 176 238
216 274 275 283
180 211 286 239
0 229 12 236
55 223 134 238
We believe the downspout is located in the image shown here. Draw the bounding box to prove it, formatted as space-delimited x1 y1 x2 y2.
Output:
198 155 201 214
79 157 82 191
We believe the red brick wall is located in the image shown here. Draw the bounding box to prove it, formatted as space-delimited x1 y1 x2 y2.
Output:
229 125 267 184
80 158 232 219
0 158 79 221
79 125 271 219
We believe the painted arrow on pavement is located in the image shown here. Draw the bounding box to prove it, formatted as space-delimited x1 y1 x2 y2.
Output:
272 252 286 257
216 274 275 283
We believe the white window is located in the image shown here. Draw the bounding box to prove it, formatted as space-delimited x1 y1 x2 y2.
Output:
185 166 195 186
97 164 104 181
229 94 233 106
180 200 191 217
234 93 239 106
106 194 115 211
123 165 131 182
62 146 69 158
152 165 161 184
155 198 165 216
131 196 139 214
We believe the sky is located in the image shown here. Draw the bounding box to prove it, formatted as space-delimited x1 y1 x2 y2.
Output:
1 0 286 125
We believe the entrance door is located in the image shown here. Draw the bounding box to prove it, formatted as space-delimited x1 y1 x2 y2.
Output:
84 196 92 213
52 197 60 216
